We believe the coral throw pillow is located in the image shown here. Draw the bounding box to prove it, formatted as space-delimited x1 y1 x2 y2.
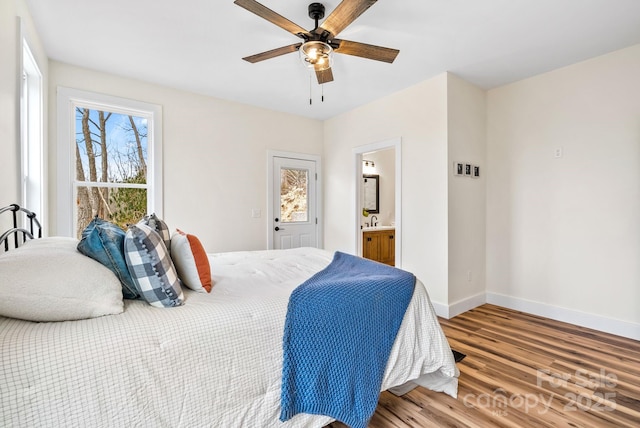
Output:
170 229 212 293
171 229 212 293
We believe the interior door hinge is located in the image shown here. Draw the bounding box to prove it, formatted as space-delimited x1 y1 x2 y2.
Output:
315 173 317 180
315 218 318 225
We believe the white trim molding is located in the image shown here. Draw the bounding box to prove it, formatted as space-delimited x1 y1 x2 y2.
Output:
486 292 640 341
430 292 486 319
353 137 402 266
449 292 487 318
429 301 450 319
431 291 639 340
56 87 163 236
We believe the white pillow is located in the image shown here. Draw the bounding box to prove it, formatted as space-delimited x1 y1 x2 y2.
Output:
0 237 124 322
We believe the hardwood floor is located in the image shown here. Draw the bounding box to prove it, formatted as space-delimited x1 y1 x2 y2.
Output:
328 304 640 427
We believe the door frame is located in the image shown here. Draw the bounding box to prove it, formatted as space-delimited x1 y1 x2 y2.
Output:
353 138 402 267
267 150 323 250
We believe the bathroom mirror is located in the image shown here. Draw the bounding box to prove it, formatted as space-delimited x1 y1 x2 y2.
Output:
363 174 379 214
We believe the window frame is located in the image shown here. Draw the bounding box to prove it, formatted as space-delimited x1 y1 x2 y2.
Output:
56 87 163 237
21 39 44 228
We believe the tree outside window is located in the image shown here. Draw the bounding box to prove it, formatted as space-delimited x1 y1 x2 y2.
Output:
75 107 148 236
280 168 308 223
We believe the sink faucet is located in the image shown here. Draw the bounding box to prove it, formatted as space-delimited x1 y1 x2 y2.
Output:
370 215 378 227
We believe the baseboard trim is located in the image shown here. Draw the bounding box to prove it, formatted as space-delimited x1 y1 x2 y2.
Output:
431 292 486 319
430 301 449 319
486 292 640 341
449 292 486 318
431 292 640 340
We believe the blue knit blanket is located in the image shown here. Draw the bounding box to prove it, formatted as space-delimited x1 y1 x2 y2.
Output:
279 251 415 428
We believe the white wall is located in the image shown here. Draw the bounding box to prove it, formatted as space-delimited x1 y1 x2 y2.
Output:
447 74 487 308
0 0 47 214
48 61 324 252
486 44 640 332
0 1 19 210
324 72 487 313
324 74 451 305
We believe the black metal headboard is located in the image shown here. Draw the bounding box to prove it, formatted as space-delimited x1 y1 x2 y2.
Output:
0 204 42 252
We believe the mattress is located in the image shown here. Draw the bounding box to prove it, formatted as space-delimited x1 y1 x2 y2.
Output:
0 247 458 427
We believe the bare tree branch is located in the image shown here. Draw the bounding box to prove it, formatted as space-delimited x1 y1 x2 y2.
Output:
75 140 92 237
129 115 147 177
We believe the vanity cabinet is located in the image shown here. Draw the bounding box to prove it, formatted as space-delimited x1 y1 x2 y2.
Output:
362 229 395 266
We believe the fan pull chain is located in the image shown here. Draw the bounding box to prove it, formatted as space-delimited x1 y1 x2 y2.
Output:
308 75 327 105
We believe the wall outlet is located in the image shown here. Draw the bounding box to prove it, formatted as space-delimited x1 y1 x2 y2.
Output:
251 209 261 218
554 147 563 158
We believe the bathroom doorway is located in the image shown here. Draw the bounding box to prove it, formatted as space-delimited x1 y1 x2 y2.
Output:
353 138 402 267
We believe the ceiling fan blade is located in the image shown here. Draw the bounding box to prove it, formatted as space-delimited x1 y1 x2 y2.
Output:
334 39 399 63
234 0 309 37
242 43 302 63
315 0 377 37
315 67 334 84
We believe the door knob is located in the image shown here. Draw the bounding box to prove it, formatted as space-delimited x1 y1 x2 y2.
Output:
275 226 285 231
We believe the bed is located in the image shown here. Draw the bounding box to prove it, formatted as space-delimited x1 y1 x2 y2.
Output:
0 205 458 427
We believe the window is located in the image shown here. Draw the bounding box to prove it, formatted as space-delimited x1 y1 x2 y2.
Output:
74 108 149 235
280 168 309 223
21 40 43 223
57 88 162 237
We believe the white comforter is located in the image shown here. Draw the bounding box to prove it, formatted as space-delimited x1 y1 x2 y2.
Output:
0 247 458 427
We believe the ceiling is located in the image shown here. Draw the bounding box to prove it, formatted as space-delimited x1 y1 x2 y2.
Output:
25 0 640 120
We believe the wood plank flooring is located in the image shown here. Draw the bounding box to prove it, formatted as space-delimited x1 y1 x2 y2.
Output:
328 304 640 427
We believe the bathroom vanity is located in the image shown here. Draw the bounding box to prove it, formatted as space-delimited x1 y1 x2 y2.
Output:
362 226 395 266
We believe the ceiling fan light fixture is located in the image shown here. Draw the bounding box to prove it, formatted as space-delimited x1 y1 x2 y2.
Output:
299 41 333 71
235 0 400 85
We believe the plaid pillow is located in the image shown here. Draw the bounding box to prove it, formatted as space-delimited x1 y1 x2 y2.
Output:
124 223 184 308
142 213 171 257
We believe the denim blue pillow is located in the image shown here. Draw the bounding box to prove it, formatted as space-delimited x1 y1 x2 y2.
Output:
77 217 140 299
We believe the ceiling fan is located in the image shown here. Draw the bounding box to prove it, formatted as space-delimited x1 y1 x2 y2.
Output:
234 0 400 84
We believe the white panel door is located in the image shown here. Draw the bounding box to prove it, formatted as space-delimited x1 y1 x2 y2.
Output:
272 157 317 249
